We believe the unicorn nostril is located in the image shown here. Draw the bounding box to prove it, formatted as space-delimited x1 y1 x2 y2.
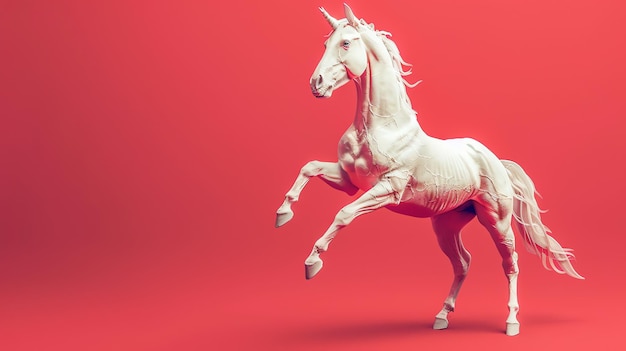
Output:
315 75 324 89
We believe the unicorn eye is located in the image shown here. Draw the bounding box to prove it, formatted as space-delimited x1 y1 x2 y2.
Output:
342 40 351 49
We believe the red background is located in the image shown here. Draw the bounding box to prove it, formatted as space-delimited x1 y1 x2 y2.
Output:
2 0 625 350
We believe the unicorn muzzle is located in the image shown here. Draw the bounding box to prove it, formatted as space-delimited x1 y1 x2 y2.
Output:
310 74 333 98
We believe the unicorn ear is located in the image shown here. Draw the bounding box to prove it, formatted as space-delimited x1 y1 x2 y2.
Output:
343 3 359 26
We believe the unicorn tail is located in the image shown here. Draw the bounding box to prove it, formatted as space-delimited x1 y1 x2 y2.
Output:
502 160 584 280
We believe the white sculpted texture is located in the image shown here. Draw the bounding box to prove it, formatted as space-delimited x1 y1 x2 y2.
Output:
276 4 583 336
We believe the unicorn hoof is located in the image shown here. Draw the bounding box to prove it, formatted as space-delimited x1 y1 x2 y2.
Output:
506 322 520 336
304 257 324 279
433 317 449 330
275 209 294 227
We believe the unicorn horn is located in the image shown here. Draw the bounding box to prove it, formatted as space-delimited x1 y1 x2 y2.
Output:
319 7 339 29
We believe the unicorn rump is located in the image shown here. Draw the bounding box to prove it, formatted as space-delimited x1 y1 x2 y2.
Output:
276 4 583 336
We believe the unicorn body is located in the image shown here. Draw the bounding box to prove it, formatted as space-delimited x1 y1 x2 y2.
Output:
276 4 582 336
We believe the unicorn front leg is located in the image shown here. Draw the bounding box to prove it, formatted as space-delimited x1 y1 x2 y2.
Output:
304 175 408 279
276 161 358 227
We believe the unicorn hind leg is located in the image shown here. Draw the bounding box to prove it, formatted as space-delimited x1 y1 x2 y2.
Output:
474 197 521 336
431 205 475 330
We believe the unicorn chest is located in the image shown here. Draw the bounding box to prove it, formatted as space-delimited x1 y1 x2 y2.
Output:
337 128 401 189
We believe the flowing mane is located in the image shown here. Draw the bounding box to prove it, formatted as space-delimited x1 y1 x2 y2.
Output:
371 27 422 111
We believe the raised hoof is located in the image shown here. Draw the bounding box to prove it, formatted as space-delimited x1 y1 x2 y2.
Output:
433 317 449 330
275 209 294 227
506 322 520 336
304 257 323 279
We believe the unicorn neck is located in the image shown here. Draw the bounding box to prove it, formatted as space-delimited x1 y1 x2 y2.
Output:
352 57 421 133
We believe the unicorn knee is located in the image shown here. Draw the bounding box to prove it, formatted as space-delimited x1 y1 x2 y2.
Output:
502 251 519 273
453 261 470 277
460 265 470 277
502 260 519 275
334 208 355 227
301 160 322 176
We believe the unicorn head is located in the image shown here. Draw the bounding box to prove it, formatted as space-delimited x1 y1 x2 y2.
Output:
310 4 368 98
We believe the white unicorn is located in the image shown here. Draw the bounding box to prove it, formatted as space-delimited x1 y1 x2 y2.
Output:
276 4 583 336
